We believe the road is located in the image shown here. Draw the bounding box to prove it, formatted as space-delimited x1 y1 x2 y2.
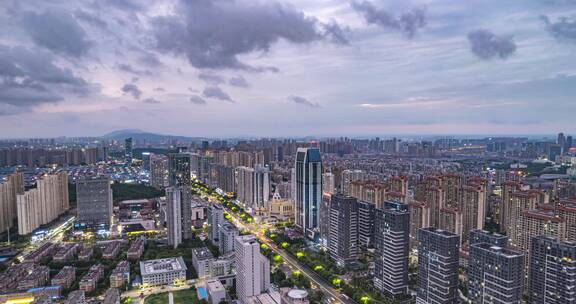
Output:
197 186 356 304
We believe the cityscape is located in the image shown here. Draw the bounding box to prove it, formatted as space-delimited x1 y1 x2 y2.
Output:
1 1 576 304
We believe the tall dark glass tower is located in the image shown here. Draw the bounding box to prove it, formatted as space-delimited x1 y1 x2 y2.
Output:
294 147 322 239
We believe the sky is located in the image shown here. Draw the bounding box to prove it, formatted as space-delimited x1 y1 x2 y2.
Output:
1 0 576 138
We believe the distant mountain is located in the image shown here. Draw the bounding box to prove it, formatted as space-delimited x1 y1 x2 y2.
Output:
102 129 199 141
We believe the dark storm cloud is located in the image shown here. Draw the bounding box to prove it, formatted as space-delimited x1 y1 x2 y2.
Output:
21 10 92 58
542 15 576 42
190 95 207 105
202 86 233 102
467 29 517 60
142 97 160 104
351 1 426 38
228 76 249 88
199 73 225 85
117 63 153 76
151 0 348 71
121 83 142 99
0 45 90 109
288 95 321 108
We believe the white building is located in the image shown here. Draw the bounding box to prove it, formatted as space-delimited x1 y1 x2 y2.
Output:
206 279 226 304
235 235 271 303
166 187 183 248
140 257 187 286
208 205 224 244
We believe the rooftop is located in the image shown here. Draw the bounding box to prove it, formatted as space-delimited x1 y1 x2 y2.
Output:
192 247 214 260
140 257 187 276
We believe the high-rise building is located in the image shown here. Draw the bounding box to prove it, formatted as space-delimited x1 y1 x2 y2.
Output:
124 138 133 162
16 172 69 235
294 148 322 239
342 170 365 195
374 201 410 297
76 176 113 229
408 201 430 250
529 235 576 304
357 200 375 248
235 235 271 303
500 181 522 234
417 227 460 304
426 186 445 228
469 229 508 247
328 194 359 265
322 173 335 195
438 207 463 240
219 222 239 254
0 172 24 235
166 187 183 248
506 191 538 243
350 180 387 209
237 166 255 208
208 205 224 245
150 154 168 189
468 243 524 304
253 166 270 210
461 185 486 244
169 153 192 240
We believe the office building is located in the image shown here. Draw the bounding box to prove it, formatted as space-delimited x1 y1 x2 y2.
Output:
357 200 375 248
76 176 113 229
417 228 460 304
328 194 359 265
16 172 69 235
169 153 193 240
124 138 133 162
192 247 215 279
219 222 239 254
166 187 183 248
469 229 508 247
150 154 169 189
140 257 187 286
294 148 322 239
253 165 270 210
468 243 524 304
529 236 576 304
235 235 271 303
0 172 24 235
374 201 410 296
208 204 224 244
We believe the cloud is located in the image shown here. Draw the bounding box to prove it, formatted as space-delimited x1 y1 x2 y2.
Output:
74 9 108 28
467 29 517 60
358 97 453 109
202 86 233 102
153 87 165 92
228 76 249 88
542 15 576 42
137 51 163 67
0 45 91 109
142 97 160 104
288 95 321 108
121 83 142 99
190 95 207 105
117 63 153 76
351 1 426 38
322 22 351 45
151 0 348 71
21 10 92 58
199 73 225 85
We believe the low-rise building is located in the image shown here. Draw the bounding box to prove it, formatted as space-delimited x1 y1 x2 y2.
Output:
0 263 36 293
140 257 187 286
219 223 239 255
17 266 50 290
79 264 105 293
78 245 94 261
110 261 130 289
280 288 309 304
65 290 85 304
23 242 55 263
53 243 79 262
206 279 226 304
102 241 122 260
269 199 294 221
102 288 120 304
51 266 76 289
127 238 145 260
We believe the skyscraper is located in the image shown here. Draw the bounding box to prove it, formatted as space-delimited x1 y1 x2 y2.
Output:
0 172 24 235
469 229 508 247
235 235 271 303
468 243 524 304
124 137 133 162
169 153 192 240
328 194 359 266
374 201 410 297
357 200 375 248
76 176 113 230
208 204 224 245
150 154 168 189
294 148 322 239
166 187 183 248
417 227 460 304
529 235 576 304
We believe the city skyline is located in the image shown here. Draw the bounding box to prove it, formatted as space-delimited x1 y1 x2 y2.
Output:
1 0 576 137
